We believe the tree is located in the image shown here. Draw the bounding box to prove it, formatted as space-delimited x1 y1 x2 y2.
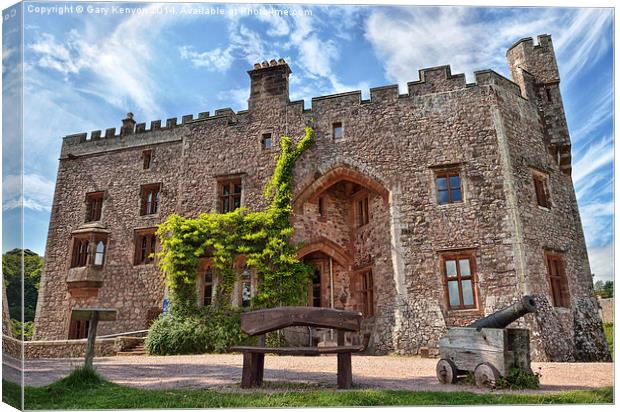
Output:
2 249 44 322
594 280 614 299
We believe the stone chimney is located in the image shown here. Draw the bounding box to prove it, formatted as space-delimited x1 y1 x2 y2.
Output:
247 58 291 110
121 112 136 136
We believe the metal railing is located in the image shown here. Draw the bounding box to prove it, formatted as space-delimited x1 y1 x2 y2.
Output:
98 329 149 339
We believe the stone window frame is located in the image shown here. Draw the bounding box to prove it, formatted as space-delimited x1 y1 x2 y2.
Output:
84 191 105 223
215 174 245 214
142 149 153 170
260 132 274 151
544 250 571 308
531 168 552 210
69 232 108 269
133 227 158 266
139 183 162 216
438 249 480 312
429 163 466 206
355 266 375 318
68 319 89 340
237 265 257 308
197 260 219 307
317 196 327 222
351 189 371 229
332 121 344 141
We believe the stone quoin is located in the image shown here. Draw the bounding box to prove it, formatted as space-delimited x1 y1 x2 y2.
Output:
33 34 610 361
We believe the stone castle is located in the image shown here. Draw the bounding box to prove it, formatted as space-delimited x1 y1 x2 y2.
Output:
33 34 610 361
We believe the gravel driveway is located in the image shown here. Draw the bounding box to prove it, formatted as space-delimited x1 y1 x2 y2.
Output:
3 354 614 394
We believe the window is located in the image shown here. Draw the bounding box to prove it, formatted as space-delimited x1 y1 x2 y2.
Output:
318 197 325 217
68 320 89 339
442 253 477 310
71 238 89 268
241 267 252 307
219 179 242 213
357 196 369 227
261 133 272 150
203 268 214 306
333 122 343 140
140 184 161 215
312 267 321 307
545 252 570 308
436 171 462 204
134 229 157 265
545 87 553 103
142 150 152 170
359 269 374 317
94 240 106 266
533 173 551 208
85 192 104 222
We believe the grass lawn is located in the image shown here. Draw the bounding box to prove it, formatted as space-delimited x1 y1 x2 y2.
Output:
1 367 613 409
604 322 614 359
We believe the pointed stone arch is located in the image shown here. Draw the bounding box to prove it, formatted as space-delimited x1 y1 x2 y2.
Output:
293 165 390 213
297 237 352 268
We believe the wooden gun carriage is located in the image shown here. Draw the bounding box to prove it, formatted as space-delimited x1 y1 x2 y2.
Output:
436 296 537 388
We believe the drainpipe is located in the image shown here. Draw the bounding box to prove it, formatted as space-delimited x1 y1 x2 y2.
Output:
330 257 334 309
330 257 334 341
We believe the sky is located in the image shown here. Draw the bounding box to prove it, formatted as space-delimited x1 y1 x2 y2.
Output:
1 1 615 282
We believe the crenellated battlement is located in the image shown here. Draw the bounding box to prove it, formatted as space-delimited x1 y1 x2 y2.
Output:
62 61 526 152
62 109 238 145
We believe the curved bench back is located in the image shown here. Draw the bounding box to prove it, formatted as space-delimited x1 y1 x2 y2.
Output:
239 306 362 336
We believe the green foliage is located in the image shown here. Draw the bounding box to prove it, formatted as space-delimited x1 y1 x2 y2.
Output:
10 319 34 341
54 366 106 389
145 307 248 355
2 248 44 322
594 280 613 298
603 322 613 359
495 367 540 390
156 127 315 316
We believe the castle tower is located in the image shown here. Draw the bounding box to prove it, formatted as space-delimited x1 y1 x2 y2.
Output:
506 34 572 175
247 59 291 111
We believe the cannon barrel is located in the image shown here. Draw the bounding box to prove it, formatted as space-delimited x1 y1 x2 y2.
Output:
468 296 536 330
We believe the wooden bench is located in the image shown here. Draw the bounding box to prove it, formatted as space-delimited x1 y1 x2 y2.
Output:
231 306 364 389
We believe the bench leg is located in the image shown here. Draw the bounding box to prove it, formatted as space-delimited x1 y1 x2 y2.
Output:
253 353 265 386
241 352 256 388
337 352 352 389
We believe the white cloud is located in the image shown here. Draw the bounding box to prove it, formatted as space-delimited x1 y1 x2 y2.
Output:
217 88 249 110
364 7 612 86
179 45 234 72
580 199 614 250
588 243 614 283
3 174 56 212
25 4 203 119
571 134 614 187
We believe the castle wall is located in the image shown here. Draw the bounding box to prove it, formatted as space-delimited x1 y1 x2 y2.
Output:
34 137 184 339
33 36 608 361
493 83 610 362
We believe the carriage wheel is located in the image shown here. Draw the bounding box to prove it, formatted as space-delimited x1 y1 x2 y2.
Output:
474 362 500 388
436 358 458 384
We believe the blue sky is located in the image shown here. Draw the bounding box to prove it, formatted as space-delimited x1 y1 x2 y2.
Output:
1 2 614 282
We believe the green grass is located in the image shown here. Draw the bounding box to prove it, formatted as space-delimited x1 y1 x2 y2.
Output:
1 366 612 409
2 378 22 410
604 322 613 359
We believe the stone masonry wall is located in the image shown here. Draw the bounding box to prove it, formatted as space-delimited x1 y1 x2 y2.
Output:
33 36 607 361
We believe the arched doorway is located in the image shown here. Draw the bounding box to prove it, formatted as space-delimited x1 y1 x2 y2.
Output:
292 165 392 320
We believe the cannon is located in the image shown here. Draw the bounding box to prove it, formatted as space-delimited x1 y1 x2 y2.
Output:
436 296 537 388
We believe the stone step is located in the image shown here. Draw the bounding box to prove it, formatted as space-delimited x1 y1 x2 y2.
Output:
117 344 146 356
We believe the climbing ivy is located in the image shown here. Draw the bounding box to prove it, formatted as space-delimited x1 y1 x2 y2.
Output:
156 126 315 316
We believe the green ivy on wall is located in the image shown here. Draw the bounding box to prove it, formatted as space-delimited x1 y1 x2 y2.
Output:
156 126 315 316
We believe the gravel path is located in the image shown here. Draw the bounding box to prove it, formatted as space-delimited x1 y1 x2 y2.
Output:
3 354 614 394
